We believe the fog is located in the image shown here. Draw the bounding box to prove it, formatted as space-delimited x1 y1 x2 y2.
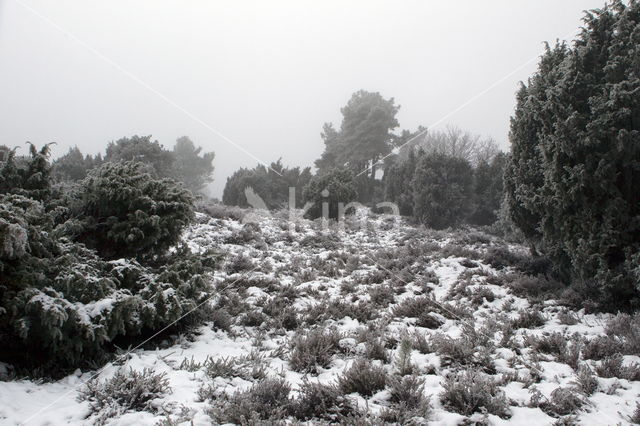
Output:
0 0 604 197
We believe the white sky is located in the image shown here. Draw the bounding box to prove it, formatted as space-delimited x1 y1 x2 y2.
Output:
0 0 605 196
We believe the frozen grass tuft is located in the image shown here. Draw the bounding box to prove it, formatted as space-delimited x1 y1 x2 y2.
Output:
289 327 342 374
78 368 171 424
337 358 388 396
440 369 510 418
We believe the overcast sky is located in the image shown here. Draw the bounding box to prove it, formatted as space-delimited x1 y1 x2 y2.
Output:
0 0 605 196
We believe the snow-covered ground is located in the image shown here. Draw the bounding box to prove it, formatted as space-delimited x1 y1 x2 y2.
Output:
1 208 638 425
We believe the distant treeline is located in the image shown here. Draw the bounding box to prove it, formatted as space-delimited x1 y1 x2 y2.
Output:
222 89 506 228
46 135 215 194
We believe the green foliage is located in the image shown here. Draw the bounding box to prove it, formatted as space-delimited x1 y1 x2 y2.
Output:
412 152 474 229
505 1 640 307
222 159 312 209
302 168 358 220
73 161 194 260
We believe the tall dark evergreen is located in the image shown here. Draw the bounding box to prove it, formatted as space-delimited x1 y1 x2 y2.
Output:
469 153 508 226
412 153 474 229
383 148 420 216
504 44 569 251
505 0 640 306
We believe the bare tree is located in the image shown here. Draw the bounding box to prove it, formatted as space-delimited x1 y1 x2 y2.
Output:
404 125 500 165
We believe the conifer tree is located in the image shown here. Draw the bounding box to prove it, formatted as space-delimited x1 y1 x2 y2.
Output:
505 0 640 306
412 153 473 229
172 136 215 194
74 161 195 260
302 168 358 219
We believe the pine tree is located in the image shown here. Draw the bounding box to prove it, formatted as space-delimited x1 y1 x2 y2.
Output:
314 91 400 204
171 136 215 194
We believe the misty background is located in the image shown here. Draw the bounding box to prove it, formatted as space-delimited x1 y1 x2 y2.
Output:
0 0 603 197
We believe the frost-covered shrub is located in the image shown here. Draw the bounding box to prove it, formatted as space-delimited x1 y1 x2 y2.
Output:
0 150 213 375
605 313 640 356
571 365 598 396
483 246 525 270
302 168 358 220
72 161 194 260
526 332 582 369
239 309 268 327
204 357 241 379
388 374 428 408
225 252 255 274
368 284 396 307
392 296 460 321
337 358 387 396
208 377 291 424
531 386 585 418
504 1 640 308
289 328 342 373
380 375 431 423
1 233 214 372
632 403 640 424
78 368 171 424
511 308 546 329
200 202 246 221
412 152 474 229
526 332 567 357
302 298 376 324
394 338 415 376
210 308 233 332
432 333 493 372
582 335 624 360
557 309 579 325
595 354 640 381
440 369 510 418
506 274 562 301
364 338 389 362
291 379 358 421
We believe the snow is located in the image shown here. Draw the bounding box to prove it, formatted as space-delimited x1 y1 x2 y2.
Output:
1 208 638 425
